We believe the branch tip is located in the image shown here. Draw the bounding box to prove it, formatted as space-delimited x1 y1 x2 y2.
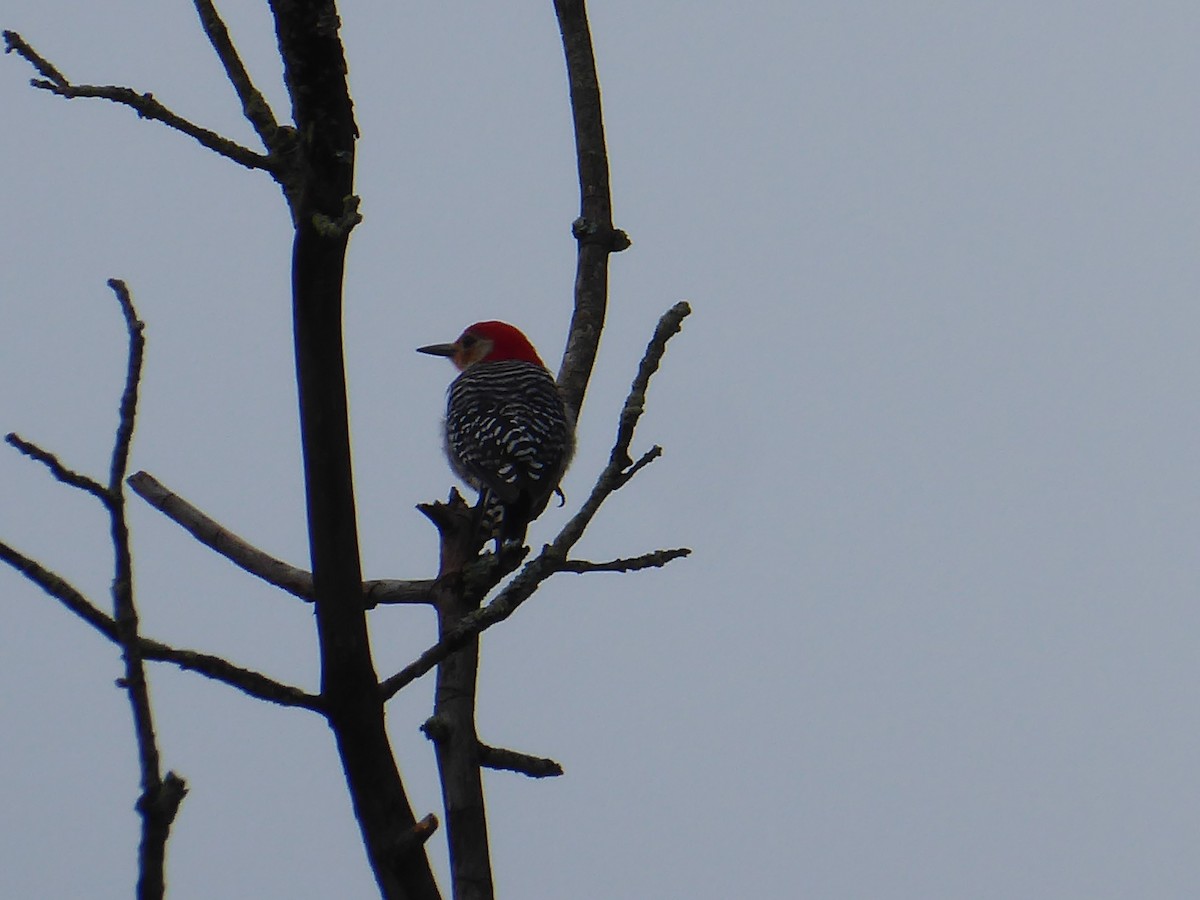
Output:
3 30 68 87
557 547 691 574
6 432 110 501
477 742 564 779
393 813 439 860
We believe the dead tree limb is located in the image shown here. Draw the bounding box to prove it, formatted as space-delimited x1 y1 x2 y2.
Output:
476 743 563 779
127 471 435 606
0 281 186 900
102 280 181 900
417 494 496 900
552 0 632 419
191 0 281 148
2 31 273 172
557 548 692 574
266 3 439 897
0 535 323 712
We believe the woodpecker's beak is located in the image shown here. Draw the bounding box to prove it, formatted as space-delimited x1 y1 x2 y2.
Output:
417 342 457 358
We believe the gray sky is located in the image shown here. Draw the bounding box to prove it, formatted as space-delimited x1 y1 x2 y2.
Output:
4 2 1200 898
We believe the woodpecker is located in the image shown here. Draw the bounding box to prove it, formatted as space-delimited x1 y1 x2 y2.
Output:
418 321 575 547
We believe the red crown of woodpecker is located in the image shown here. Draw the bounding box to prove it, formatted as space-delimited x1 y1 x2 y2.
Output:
418 321 546 371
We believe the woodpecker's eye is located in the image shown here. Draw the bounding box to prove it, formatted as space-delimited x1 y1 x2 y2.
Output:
460 334 478 349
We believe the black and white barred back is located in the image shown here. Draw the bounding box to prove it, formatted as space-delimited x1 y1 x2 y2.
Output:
445 359 575 544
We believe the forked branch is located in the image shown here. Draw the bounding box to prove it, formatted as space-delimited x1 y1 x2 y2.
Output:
0 527 321 711
0 280 187 899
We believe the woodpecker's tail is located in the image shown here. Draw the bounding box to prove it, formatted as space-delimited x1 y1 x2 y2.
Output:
477 488 537 549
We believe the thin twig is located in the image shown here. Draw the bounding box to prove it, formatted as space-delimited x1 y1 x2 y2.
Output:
128 471 315 600
0 539 114 633
191 0 281 148
380 302 690 701
127 471 435 606
95 280 177 900
2 29 66 86
613 445 662 489
0 539 322 711
477 743 563 779
5 433 109 501
421 492 495 897
557 547 691 574
3 31 273 172
139 638 322 710
107 280 144 496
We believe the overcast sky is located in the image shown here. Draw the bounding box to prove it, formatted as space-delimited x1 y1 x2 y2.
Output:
4 2 1200 898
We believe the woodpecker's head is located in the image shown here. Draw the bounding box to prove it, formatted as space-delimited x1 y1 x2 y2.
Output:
417 321 546 372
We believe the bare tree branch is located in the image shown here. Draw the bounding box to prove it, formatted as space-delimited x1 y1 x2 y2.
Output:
392 813 440 862
381 301 691 702
136 770 188 886
106 279 144 496
128 470 314 600
552 0 631 420
557 547 691 574
420 493 496 899
477 743 563 779
613 445 662 489
5 433 109 500
1 28 66 85
3 30 273 172
96 279 180 900
545 300 691 550
0 539 322 711
191 0 281 149
264 2 439 895
139 637 322 710
127 470 435 606
363 578 437 607
0 539 115 633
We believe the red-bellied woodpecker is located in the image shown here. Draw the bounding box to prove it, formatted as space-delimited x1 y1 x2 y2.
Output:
418 321 575 546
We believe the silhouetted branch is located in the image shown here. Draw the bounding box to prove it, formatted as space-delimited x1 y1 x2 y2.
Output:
552 0 631 420
558 547 691 574
98 280 177 900
477 743 563 779
136 770 188 888
393 813 440 861
363 579 438 607
139 637 322 710
128 470 435 606
0 539 114 633
613 445 662 489
128 470 313 599
3 30 273 172
381 302 691 702
107 279 144 494
191 0 281 148
266 3 439 894
551 301 691 549
0 539 321 711
421 491 495 898
5 433 109 500
1 28 66 85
